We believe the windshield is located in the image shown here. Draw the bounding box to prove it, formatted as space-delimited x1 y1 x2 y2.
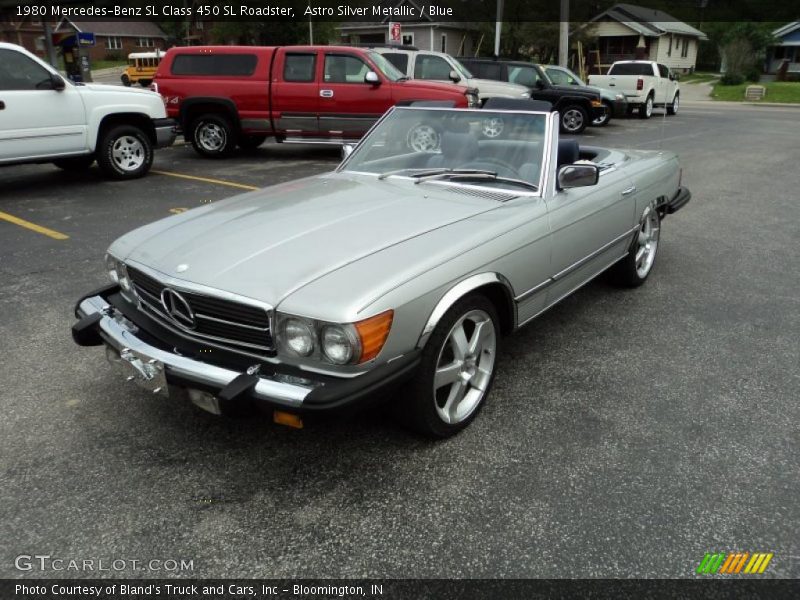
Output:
368 51 406 82
451 58 474 80
545 66 585 87
342 108 548 193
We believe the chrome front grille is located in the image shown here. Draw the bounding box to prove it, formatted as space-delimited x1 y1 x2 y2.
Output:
127 266 273 353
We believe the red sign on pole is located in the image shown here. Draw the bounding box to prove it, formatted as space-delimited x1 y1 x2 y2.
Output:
389 22 401 42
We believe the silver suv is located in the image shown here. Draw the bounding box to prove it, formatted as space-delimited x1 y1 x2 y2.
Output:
372 46 530 104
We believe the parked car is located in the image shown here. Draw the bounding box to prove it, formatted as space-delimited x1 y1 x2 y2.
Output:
73 103 691 438
457 57 605 134
369 46 530 104
152 45 476 158
121 50 164 88
588 60 680 119
0 42 175 179
541 64 627 126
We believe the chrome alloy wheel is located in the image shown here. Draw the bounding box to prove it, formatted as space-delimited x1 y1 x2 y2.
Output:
671 95 679 114
197 122 227 152
433 309 497 425
406 124 440 152
111 136 145 172
562 108 585 133
644 96 654 117
481 117 504 138
635 207 660 278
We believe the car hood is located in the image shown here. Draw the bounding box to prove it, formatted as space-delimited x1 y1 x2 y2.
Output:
111 174 500 308
79 82 155 95
550 84 600 99
395 78 465 95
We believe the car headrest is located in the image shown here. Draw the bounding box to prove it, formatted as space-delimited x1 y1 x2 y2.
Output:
440 131 478 162
483 97 553 112
557 139 580 168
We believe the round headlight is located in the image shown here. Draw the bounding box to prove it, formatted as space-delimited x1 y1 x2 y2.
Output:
116 263 132 292
105 254 119 283
282 319 315 357
320 325 357 365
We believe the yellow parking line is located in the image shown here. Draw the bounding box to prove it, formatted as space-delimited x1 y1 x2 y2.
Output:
0 210 69 240
152 170 258 191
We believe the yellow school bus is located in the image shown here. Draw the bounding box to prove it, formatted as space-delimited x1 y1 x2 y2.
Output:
121 50 164 87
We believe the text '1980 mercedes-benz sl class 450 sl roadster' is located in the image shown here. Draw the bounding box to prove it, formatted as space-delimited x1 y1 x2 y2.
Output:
73 103 690 437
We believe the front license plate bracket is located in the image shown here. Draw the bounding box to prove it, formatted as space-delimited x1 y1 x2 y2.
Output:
106 345 169 397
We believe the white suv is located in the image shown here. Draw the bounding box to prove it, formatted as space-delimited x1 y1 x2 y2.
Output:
0 42 175 179
372 46 531 104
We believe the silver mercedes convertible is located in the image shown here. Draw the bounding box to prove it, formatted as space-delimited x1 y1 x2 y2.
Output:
73 104 690 437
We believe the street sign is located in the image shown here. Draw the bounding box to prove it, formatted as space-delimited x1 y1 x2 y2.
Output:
389 22 401 42
77 32 95 47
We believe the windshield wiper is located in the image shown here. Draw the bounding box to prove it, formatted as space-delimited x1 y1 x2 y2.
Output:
415 170 539 191
376 167 482 180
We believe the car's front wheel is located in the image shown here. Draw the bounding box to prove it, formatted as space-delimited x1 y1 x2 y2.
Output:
560 104 588 134
189 114 236 158
96 125 153 180
404 295 499 438
667 93 679 115
609 205 661 287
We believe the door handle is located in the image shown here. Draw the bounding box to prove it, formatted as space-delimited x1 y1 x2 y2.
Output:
608 83 615 87
621 186 637 196
320 89 333 98
0 101 5 110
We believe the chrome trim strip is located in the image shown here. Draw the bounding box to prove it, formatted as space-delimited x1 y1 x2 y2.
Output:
194 313 269 332
78 295 311 407
513 226 638 303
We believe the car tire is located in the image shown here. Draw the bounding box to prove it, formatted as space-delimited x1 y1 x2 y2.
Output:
406 122 442 152
608 204 661 287
189 113 237 158
96 125 153 180
591 101 612 126
53 156 95 171
139 79 152 88
560 104 588 134
238 134 267 151
403 294 500 438
639 95 654 119
667 93 679 115
121 74 131 87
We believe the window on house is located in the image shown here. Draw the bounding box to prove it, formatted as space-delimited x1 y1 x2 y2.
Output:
667 35 672 57
401 33 414 46
137 37 154 48
440 33 447 53
681 39 689 58
106 37 122 50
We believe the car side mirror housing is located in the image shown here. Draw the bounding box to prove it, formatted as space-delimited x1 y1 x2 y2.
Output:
341 143 355 160
535 80 545 89
364 71 380 84
448 69 461 83
49 73 66 91
557 164 599 189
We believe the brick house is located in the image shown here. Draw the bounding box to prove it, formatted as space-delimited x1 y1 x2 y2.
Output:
54 19 168 62
0 15 58 57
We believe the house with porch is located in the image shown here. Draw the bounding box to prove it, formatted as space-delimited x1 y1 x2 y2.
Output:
767 22 800 78
338 0 480 56
585 3 707 74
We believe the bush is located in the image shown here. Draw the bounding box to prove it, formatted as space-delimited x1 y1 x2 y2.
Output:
104 52 123 62
745 68 761 82
720 72 745 85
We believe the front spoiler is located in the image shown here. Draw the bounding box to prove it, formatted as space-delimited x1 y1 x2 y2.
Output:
73 289 421 415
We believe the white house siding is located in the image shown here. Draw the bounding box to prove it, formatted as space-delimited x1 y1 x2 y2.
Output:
342 25 475 56
651 35 699 72
590 20 640 37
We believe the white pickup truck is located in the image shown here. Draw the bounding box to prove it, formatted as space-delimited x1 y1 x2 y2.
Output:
0 42 175 179
588 60 679 119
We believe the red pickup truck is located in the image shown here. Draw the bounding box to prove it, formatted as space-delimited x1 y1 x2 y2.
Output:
153 45 476 157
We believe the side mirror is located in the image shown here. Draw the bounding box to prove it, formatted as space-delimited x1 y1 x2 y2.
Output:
535 80 545 90
364 71 380 84
341 143 355 160
47 73 66 91
448 69 461 83
557 164 599 189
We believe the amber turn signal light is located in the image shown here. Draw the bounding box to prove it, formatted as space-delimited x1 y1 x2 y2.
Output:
274 410 303 429
354 310 394 363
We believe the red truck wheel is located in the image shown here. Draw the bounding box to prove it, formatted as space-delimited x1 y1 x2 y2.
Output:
189 114 236 158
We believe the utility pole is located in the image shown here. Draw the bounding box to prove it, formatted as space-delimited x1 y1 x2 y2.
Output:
309 18 313 44
558 0 569 67
494 0 504 57
42 21 57 68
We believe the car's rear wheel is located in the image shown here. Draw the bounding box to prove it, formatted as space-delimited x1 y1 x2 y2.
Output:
238 134 267 151
592 101 612 126
609 205 661 287
96 125 153 180
189 113 236 158
667 93 679 115
560 104 588 134
53 156 95 171
639 95 654 119
139 79 152 88
121 74 131 87
403 295 499 438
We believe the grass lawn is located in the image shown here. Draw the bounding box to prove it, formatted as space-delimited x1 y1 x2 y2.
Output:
712 81 800 103
681 72 718 84
90 60 127 71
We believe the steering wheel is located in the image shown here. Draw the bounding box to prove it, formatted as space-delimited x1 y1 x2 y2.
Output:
460 157 520 179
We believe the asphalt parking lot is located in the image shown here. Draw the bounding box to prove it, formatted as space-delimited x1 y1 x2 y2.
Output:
1 103 798 579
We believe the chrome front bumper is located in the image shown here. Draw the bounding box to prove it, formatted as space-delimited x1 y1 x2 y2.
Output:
152 118 177 148
77 294 311 407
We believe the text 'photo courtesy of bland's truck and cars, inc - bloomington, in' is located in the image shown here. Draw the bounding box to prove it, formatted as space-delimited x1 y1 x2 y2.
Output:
14 3 454 18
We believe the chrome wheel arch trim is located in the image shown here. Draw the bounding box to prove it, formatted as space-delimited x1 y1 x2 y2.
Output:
417 272 516 349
